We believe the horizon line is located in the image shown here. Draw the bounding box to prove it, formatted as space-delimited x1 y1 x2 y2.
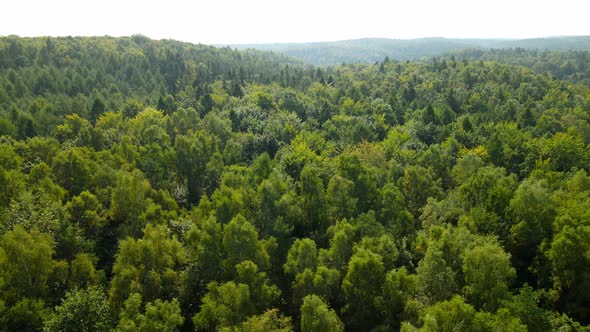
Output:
2 33 590 46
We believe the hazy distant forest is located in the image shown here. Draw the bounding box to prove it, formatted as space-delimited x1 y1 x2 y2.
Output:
0 35 590 331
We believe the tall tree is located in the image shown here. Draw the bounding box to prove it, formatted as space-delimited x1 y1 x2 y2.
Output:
300 295 343 332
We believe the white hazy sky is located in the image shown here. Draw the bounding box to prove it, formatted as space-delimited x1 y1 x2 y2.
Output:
2 0 589 44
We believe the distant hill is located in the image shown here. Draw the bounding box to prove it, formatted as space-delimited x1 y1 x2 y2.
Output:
445 48 590 86
230 36 590 65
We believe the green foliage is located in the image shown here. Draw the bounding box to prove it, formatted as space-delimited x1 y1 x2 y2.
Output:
44 286 112 332
182 214 224 303
0 226 57 330
502 285 553 332
193 281 252 331
0 225 55 300
416 245 457 304
462 240 516 311
379 267 418 329
508 178 555 277
66 191 107 247
0 35 590 330
51 148 93 196
473 309 527 332
109 170 154 237
1 297 48 331
222 214 271 272
116 293 183 332
235 260 281 312
402 296 527 332
221 309 293 332
403 296 477 332
236 37 590 66
109 225 186 310
300 294 343 332
299 165 327 236
342 248 385 330
284 238 318 276
399 166 443 216
175 130 219 204
192 260 280 331
326 175 357 221
291 266 340 309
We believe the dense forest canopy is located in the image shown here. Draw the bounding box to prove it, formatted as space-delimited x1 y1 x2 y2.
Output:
0 35 590 331
444 48 590 86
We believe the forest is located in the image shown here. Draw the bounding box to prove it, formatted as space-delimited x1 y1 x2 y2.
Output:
232 36 590 66
0 35 589 331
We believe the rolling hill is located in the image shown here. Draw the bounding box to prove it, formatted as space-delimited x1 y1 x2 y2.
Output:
230 36 590 65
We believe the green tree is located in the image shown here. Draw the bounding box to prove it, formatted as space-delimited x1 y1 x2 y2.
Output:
342 248 385 330
109 225 186 311
540 132 588 172
402 296 477 332
299 165 327 236
44 286 112 332
109 170 154 238
379 267 417 329
122 98 145 118
399 166 443 216
222 214 272 273
355 234 398 270
0 226 56 330
456 165 516 216
235 261 281 311
1 297 47 331
52 148 93 196
2 189 65 239
284 238 318 276
254 173 295 238
300 294 343 332
0 225 55 300
473 309 527 332
56 113 99 148
416 247 457 304
462 240 515 311
210 185 246 225
547 216 590 322
502 285 553 332
175 130 218 205
116 293 183 332
320 220 357 270
379 183 408 225
291 266 340 309
0 166 22 213
182 215 223 306
508 179 555 277
221 309 293 332
90 97 107 124
337 153 379 213
66 191 106 241
192 282 253 331
325 175 357 222
69 253 98 289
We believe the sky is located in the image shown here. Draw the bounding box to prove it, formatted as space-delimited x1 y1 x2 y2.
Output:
2 0 589 45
